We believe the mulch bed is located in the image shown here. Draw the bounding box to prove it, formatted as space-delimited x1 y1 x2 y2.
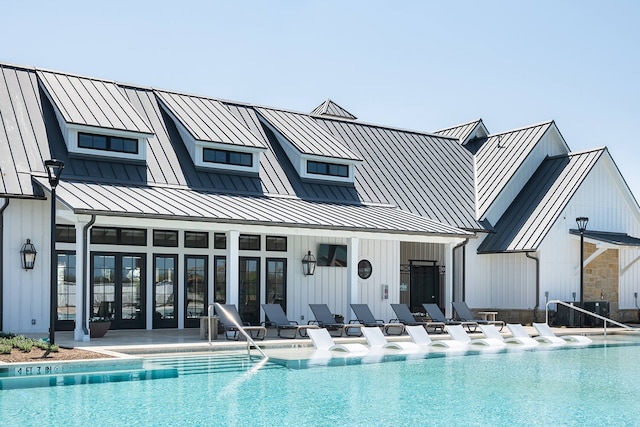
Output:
0 347 112 363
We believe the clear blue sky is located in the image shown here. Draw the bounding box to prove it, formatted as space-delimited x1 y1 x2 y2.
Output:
3 1 640 201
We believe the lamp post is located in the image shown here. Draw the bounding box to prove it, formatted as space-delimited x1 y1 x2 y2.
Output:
576 216 588 325
45 159 65 345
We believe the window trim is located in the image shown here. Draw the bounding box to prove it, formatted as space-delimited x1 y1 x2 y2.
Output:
203 147 253 167
153 229 179 247
266 236 287 252
307 160 349 178
185 231 209 249
78 132 139 154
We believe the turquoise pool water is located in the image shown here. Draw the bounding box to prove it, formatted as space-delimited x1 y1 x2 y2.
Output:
1 344 639 426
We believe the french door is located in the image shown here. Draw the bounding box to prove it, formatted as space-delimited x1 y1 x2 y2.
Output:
153 255 177 328
238 257 260 325
185 255 207 328
91 253 145 329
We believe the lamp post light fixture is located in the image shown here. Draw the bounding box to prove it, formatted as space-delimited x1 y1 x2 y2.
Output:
20 239 37 270
576 216 588 327
45 159 65 345
301 251 317 276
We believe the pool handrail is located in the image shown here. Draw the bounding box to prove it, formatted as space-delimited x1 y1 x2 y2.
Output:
212 303 268 359
545 299 637 337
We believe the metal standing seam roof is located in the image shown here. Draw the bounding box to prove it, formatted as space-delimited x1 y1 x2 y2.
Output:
475 121 556 217
568 230 640 247
314 118 482 230
477 149 605 253
154 90 266 148
256 107 362 161
310 99 357 120
433 119 485 143
0 64 49 197
36 69 153 135
36 178 472 238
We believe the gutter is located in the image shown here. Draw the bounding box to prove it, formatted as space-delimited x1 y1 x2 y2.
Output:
525 252 540 322
452 239 469 302
0 198 9 331
81 215 96 336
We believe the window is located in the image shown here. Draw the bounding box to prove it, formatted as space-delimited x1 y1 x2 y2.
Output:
307 161 349 178
266 258 286 310
239 234 260 250
266 236 287 251
203 148 252 167
79 132 138 154
153 230 178 247
358 259 372 279
214 233 226 249
91 227 147 246
56 225 76 243
214 256 226 303
185 231 209 248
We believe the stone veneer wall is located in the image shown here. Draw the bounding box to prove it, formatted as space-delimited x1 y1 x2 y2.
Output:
583 242 618 303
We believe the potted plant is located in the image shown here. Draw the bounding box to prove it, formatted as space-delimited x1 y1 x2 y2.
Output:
333 314 344 324
89 317 111 338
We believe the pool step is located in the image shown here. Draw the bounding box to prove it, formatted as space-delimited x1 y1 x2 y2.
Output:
0 366 177 390
144 354 279 376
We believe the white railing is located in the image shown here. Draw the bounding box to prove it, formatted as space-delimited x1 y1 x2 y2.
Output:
210 303 268 359
545 300 638 337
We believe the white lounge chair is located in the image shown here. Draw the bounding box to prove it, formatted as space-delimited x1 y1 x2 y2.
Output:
307 328 369 353
361 326 420 352
446 324 505 347
481 324 538 346
405 325 467 349
504 324 540 346
533 322 592 345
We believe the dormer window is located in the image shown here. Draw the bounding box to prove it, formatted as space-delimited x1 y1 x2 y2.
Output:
79 132 138 154
37 69 154 162
203 148 253 167
155 90 267 174
307 161 348 178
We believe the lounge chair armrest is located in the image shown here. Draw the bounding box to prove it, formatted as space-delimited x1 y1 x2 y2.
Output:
289 321 299 325
348 320 361 324
307 320 320 325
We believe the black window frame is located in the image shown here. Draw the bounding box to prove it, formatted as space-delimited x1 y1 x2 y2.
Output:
239 234 261 251
78 132 138 154
203 148 253 167
153 229 179 247
214 233 227 250
307 160 349 178
91 227 147 246
266 236 287 252
185 231 209 249
56 225 76 243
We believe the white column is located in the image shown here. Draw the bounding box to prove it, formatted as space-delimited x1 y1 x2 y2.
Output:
444 243 454 319
346 237 359 322
74 216 91 342
227 230 240 305
177 254 185 329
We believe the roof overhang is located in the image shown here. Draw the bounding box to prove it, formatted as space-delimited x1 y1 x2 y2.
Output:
36 178 473 244
569 229 640 248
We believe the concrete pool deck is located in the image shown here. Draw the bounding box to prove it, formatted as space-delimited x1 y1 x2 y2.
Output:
22 324 640 359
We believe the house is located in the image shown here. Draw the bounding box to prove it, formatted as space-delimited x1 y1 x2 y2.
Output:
1 61 639 340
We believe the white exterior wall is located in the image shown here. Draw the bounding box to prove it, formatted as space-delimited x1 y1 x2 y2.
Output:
465 238 537 309
484 128 568 224
289 236 400 324
467 153 640 312
3 197 51 333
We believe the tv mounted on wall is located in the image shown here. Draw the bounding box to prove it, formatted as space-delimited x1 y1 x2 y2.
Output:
317 244 348 267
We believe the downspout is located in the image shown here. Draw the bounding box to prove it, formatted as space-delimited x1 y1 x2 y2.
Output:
452 239 469 303
525 251 540 322
82 215 96 336
0 198 9 332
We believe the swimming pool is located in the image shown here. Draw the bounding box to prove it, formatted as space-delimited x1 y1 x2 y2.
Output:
1 342 639 426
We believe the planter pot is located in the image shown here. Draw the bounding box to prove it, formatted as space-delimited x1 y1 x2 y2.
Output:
334 315 344 324
90 321 111 338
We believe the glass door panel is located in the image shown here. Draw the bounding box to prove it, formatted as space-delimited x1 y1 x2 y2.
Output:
266 258 286 310
56 253 76 331
239 257 260 325
214 256 226 303
185 255 207 328
91 253 145 329
154 255 177 328
92 255 116 321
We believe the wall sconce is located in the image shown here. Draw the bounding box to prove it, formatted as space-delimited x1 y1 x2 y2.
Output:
20 239 37 270
302 251 317 276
